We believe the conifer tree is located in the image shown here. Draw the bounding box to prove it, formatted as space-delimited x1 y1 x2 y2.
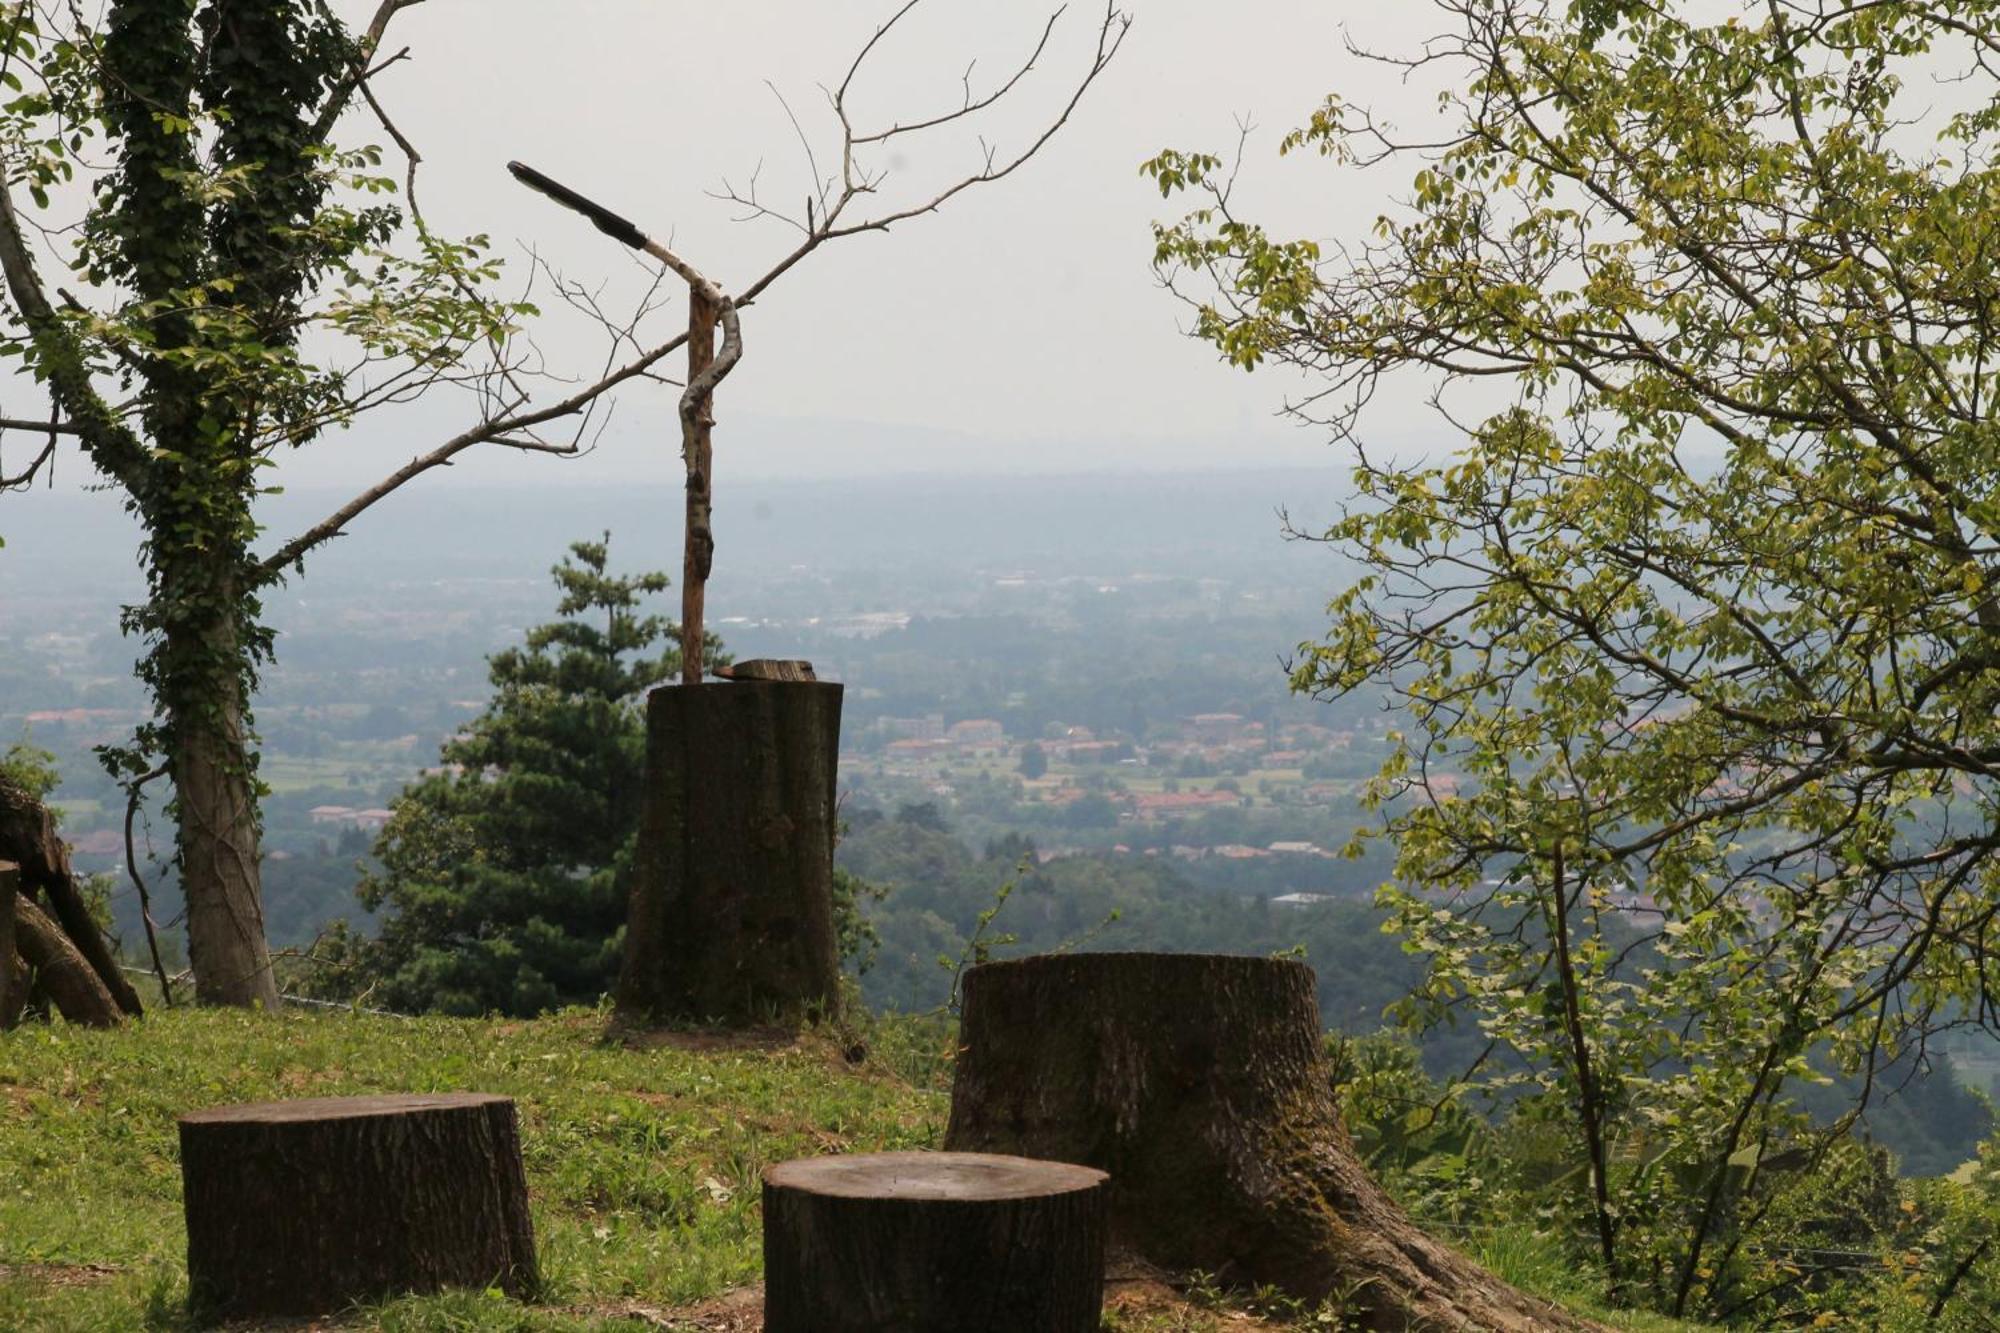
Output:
353 538 713 1017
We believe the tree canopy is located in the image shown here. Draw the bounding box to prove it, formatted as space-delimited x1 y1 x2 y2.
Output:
353 538 714 1017
1150 0 2000 1318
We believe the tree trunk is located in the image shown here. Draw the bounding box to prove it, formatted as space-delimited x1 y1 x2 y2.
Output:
13 893 123 1027
172 673 279 1010
0 861 17 1029
945 953 1600 1332
615 680 843 1026
762 1151 1108 1333
179 1092 538 1320
0 777 142 1016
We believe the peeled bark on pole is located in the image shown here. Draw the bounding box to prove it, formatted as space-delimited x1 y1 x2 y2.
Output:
0 861 18 1029
179 1093 538 1321
615 680 844 1026
13 893 123 1027
762 1151 1109 1332
682 287 717 687
945 953 1599 1332
0 777 141 1016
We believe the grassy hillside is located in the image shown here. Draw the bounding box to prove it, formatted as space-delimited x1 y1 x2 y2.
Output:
0 1008 1702 1331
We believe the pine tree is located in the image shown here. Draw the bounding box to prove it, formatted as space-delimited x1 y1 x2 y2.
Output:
353 537 714 1016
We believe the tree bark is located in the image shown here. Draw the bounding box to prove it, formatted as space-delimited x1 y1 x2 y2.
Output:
0 777 141 1016
13 893 123 1027
179 1092 538 1320
0 861 17 1029
945 953 1600 1332
172 670 279 1010
762 1151 1108 1332
615 680 843 1026
682 287 717 687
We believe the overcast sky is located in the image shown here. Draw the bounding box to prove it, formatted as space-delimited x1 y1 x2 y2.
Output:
9 1 1448 494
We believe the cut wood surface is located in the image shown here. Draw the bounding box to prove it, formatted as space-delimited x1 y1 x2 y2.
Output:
179 1092 537 1320
945 952 1602 1332
713 659 816 682
762 1150 1108 1333
617 680 843 1026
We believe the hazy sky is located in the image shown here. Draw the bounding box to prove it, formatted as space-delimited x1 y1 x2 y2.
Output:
9 1 1447 494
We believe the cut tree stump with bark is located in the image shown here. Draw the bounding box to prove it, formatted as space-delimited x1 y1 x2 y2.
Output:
0 861 17 1029
615 680 843 1026
179 1093 538 1321
945 953 1602 1332
763 1151 1109 1333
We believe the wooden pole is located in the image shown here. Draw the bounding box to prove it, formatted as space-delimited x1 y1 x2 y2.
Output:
683 287 717 685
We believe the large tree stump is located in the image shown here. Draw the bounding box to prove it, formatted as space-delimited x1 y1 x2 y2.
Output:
763 1151 1108 1332
945 953 1597 1332
0 861 17 1029
179 1093 538 1320
616 680 843 1026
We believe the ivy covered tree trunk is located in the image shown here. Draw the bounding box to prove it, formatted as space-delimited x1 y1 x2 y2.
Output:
946 953 1598 1332
167 569 277 1009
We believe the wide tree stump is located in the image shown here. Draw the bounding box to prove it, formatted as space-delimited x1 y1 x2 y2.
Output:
616 680 843 1026
0 861 17 1029
945 953 1596 1332
179 1093 538 1320
763 1151 1108 1332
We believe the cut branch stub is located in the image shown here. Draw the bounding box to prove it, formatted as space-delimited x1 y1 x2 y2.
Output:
945 952 1600 1332
179 1093 538 1321
762 1151 1108 1332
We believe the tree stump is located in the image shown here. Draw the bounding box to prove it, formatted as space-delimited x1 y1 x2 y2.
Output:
945 953 1597 1332
179 1093 538 1320
762 1151 1108 1332
0 861 17 1029
616 680 843 1026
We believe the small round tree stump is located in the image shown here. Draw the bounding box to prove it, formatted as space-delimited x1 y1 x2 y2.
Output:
946 953 1594 1332
179 1093 538 1320
762 1151 1108 1332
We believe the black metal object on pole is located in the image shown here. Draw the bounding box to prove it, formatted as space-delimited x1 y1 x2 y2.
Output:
506 161 648 252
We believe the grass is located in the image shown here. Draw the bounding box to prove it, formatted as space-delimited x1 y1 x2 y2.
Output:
0 1007 1710 1331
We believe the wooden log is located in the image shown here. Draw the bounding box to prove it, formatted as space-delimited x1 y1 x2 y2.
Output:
762 1151 1108 1333
179 1093 538 1320
945 953 1599 1332
615 680 843 1026
0 861 17 1030
0 777 142 1016
13 893 121 1027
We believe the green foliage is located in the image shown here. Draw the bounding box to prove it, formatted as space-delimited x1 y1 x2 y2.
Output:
0 739 59 805
348 538 712 1017
1149 0 2000 1319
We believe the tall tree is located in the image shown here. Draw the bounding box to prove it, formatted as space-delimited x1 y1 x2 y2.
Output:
1150 0 2000 1317
0 0 1124 1006
354 537 710 1017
